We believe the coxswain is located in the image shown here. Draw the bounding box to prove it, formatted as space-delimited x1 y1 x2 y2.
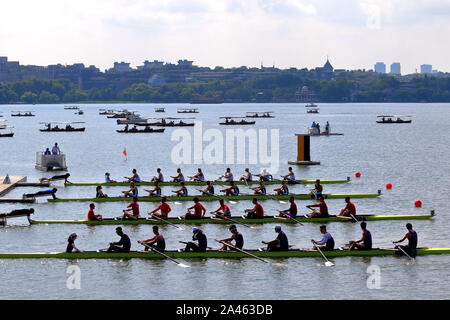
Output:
244 198 264 219
145 181 161 197
200 181 214 196
149 196 171 219
184 228 208 252
393 223 418 257
306 196 328 218
23 188 58 200
211 199 231 218
281 167 296 184
274 180 289 195
255 168 273 181
239 168 252 182
309 179 323 198
122 181 138 197
66 233 83 253
124 169 141 183
221 168 233 182
96 185 108 198
278 196 297 218
311 225 335 251
105 172 118 183
250 180 266 195
122 197 139 220
107 227 131 252
220 181 239 196
337 197 356 220
262 226 289 251
349 222 372 250
218 225 244 251
38 173 71 184
151 168 164 182
138 226 166 252
172 181 188 197
87 203 103 221
189 168 205 182
171 168 185 182
185 197 206 220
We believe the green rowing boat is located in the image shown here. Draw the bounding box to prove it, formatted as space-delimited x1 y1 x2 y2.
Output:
30 212 435 225
64 178 350 187
0 248 448 260
48 192 381 203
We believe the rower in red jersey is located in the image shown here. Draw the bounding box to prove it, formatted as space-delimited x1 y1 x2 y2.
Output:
337 197 356 220
122 197 139 220
185 197 206 220
306 196 329 218
244 198 264 219
149 196 171 219
87 203 103 221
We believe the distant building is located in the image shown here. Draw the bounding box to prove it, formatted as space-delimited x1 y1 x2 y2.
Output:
295 86 318 102
313 58 334 80
374 62 386 73
390 62 401 75
177 59 193 67
148 74 166 86
420 64 432 74
140 60 164 69
113 62 132 73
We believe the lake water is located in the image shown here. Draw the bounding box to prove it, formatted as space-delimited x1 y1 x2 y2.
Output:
0 102 449 299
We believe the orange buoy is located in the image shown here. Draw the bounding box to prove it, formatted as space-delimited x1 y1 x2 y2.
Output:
355 172 361 178
386 183 392 189
414 200 422 208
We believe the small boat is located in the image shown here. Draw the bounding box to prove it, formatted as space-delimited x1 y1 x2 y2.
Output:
35 151 68 171
11 110 35 117
116 126 165 133
140 117 195 127
219 117 256 125
376 115 412 124
0 126 14 138
116 114 147 124
154 107 165 113
177 108 199 114
76 110 84 115
107 109 138 119
99 109 117 115
245 112 274 118
39 122 86 132
64 106 80 110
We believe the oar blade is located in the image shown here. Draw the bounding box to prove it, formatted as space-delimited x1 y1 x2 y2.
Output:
176 226 186 231
177 263 190 268
325 261 335 267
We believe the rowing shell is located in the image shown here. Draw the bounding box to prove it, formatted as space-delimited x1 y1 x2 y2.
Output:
30 213 434 225
64 178 350 187
48 192 381 203
0 248 448 260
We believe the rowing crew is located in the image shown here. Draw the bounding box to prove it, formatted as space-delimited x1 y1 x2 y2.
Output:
66 223 419 257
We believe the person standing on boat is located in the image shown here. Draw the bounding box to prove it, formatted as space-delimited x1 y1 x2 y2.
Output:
220 181 239 196
185 197 206 220
105 172 118 183
124 169 141 183
250 180 266 195
221 168 233 182
66 233 84 253
108 227 131 253
145 181 161 197
122 181 138 197
44 148 51 155
239 168 253 182
189 168 205 182
211 199 231 218
138 226 166 252
87 203 103 221
151 168 164 183
39 173 72 184
245 198 264 219
122 197 139 220
337 197 356 219
278 196 297 218
306 196 328 218
149 196 171 219
393 223 418 257
316 122 321 135
171 168 185 182
200 181 214 196
52 143 60 155
309 179 323 198
281 167 296 183
262 226 289 251
23 188 58 200
325 121 330 134
312 225 334 251
184 228 207 252
349 222 372 250
218 225 244 251
172 181 188 197
274 180 289 195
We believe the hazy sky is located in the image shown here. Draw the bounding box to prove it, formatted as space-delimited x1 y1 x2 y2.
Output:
0 0 449 74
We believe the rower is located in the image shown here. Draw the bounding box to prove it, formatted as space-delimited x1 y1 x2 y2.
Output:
212 199 231 218
262 226 289 251
172 181 188 197
151 168 164 182
200 181 214 196
189 168 205 182
255 168 273 181
281 167 296 184
105 172 118 183
38 173 71 184
124 169 141 183
218 225 244 251
278 196 297 218
185 197 206 220
108 227 131 252
337 197 356 220
122 197 139 220
23 188 58 200
349 222 372 250
145 181 161 197
220 181 239 196
96 185 108 198
122 181 138 197
149 196 171 219
171 168 185 182
138 226 166 252
244 198 264 219
184 228 208 252
250 180 266 195
222 168 233 182
306 196 329 218
87 203 103 221
66 233 83 253
311 225 335 251
309 179 323 198
239 168 252 182
393 223 418 257
274 180 289 195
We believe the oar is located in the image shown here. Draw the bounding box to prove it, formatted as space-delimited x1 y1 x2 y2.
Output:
215 239 269 263
210 212 259 230
276 211 303 225
311 240 335 267
96 248 109 252
392 242 414 260
149 214 185 231
139 242 190 268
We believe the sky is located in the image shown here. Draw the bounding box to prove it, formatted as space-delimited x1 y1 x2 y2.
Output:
0 0 449 74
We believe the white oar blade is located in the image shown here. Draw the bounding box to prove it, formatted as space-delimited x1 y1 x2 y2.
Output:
229 200 237 204
325 261 335 267
174 202 182 205
178 263 190 268
176 227 186 231
279 201 287 204
272 262 286 267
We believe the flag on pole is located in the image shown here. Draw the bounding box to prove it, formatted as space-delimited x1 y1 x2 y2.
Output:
123 147 127 161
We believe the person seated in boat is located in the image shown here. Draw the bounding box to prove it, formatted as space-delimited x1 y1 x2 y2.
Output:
149 196 171 219
244 198 264 219
393 223 418 257
145 181 161 197
262 226 289 251
54 125 59 131
218 225 243 251
185 197 206 220
130 125 138 132
309 179 323 198
105 172 118 183
281 167 296 183
220 181 239 196
189 168 205 182
306 196 329 218
44 148 51 155
274 180 289 196
39 173 71 184
124 169 141 183
211 199 231 218
250 180 266 195
23 188 58 200
124 124 129 132
122 182 138 198
144 126 151 132
108 227 131 253
66 233 84 253
184 228 207 252
151 168 164 182
87 203 103 221
239 168 252 182
172 181 188 197
52 143 60 155
221 168 233 182
168 121 174 126
255 169 273 181
278 196 297 218
138 226 166 252
311 225 335 251
337 197 356 220
200 181 214 196
122 197 139 220
96 185 108 198
179 120 185 125
171 168 185 182
349 222 372 250
65 124 73 130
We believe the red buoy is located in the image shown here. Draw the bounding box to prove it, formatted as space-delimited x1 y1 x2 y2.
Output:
355 172 361 178
386 183 392 189
414 200 422 208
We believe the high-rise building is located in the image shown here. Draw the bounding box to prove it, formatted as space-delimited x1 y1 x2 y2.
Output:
390 62 401 75
420 64 432 74
374 62 386 73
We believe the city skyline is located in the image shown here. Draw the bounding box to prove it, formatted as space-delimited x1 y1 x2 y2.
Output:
0 0 449 74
